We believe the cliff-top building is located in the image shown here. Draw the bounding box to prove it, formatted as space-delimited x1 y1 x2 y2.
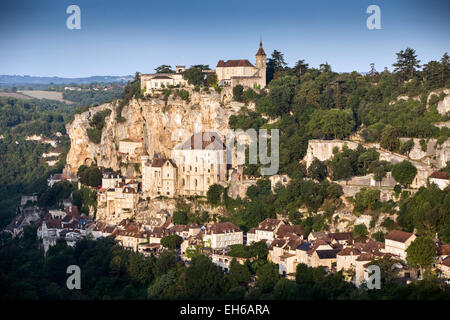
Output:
216 41 266 88
140 42 267 91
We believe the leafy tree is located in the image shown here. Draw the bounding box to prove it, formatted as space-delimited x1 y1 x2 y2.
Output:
406 237 436 273
173 210 188 225
182 67 203 86
184 255 225 299
352 224 368 238
392 161 417 186
77 165 102 187
380 125 400 152
207 184 224 206
306 109 355 140
400 139 415 156
308 158 327 181
228 259 251 287
160 234 183 250
233 85 244 102
256 262 279 293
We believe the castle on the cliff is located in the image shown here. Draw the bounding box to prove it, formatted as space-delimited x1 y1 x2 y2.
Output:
140 42 267 91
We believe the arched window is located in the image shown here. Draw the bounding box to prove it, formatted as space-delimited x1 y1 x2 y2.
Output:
207 177 210 184
194 179 198 189
182 178 185 187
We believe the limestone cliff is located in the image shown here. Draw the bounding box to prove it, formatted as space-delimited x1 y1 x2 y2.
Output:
65 88 244 176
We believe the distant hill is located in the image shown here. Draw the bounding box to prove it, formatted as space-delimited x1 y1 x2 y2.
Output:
0 74 134 86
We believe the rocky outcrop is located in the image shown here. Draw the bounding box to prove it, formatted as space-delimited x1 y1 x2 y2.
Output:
64 88 243 176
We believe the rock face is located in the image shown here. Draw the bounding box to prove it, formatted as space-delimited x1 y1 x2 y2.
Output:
65 88 243 176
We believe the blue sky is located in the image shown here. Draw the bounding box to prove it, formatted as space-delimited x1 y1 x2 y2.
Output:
0 0 449 77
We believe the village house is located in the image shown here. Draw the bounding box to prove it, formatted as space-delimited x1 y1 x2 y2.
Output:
102 172 122 189
140 66 188 93
97 181 138 223
47 173 71 187
336 247 361 272
210 253 253 273
203 222 243 249
246 218 284 244
384 230 416 260
429 171 450 190
437 256 450 279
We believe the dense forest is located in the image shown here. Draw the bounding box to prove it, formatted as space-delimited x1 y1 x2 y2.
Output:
0 87 122 228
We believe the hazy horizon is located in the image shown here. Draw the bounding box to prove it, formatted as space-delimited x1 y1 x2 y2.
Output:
1 0 449 78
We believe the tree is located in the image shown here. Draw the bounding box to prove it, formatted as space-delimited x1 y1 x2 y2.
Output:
400 139 415 157
182 67 203 86
293 59 309 77
392 161 417 186
77 165 102 187
207 184 224 206
228 259 251 287
173 210 188 225
267 50 287 83
393 48 421 81
353 224 368 238
308 158 327 181
184 255 225 299
380 125 400 152
160 234 183 250
306 109 355 140
233 85 244 102
154 65 174 74
406 237 436 274
256 262 279 293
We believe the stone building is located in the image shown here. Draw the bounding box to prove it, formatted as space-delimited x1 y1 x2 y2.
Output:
384 230 416 260
97 182 138 223
141 154 177 198
216 41 267 88
171 132 228 196
203 222 244 249
140 67 187 93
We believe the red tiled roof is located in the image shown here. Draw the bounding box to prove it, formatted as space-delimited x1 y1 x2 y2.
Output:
206 222 241 234
216 59 255 68
385 230 414 243
152 158 177 168
430 171 449 180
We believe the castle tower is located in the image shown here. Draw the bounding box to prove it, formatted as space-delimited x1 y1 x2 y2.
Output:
255 41 267 88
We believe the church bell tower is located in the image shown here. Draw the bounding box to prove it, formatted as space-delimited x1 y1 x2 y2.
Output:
255 41 267 88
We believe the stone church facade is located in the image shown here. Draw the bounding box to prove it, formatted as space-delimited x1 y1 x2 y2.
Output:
141 132 228 198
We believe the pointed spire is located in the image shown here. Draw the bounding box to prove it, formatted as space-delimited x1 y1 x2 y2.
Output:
256 40 266 56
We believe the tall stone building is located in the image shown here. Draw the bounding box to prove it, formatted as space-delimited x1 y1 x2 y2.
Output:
141 132 228 198
171 132 228 196
141 154 177 197
216 41 266 88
